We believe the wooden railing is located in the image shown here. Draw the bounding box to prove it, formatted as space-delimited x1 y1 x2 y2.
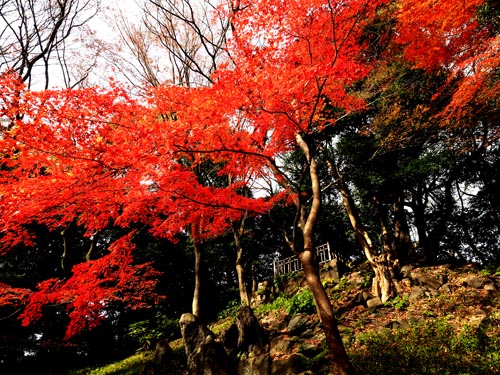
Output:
273 243 336 277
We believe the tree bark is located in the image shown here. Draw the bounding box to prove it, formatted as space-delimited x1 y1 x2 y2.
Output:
372 196 402 296
330 160 397 303
299 249 354 375
294 133 355 375
232 220 251 306
393 193 413 265
411 182 433 263
191 227 204 320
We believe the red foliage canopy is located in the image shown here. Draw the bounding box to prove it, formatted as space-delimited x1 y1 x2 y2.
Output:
18 233 162 339
1 0 497 339
0 72 273 337
396 0 500 120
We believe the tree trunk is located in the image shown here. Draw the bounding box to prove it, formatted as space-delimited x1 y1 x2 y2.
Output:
299 249 354 375
192 232 204 320
371 254 397 302
232 221 251 306
235 246 250 305
294 133 355 375
393 194 413 265
373 196 402 297
331 162 397 303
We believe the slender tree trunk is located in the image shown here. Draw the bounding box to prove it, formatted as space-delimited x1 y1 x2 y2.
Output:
294 134 354 375
251 263 258 306
411 183 433 263
232 220 251 305
60 224 70 272
393 194 412 265
235 245 250 305
299 249 354 375
192 230 204 320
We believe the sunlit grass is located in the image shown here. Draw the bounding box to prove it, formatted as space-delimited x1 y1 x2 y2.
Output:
69 352 152 375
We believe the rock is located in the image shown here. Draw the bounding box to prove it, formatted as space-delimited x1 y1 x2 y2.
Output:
224 306 268 358
353 291 371 306
236 306 269 356
345 271 365 286
385 319 410 330
180 313 230 375
464 276 487 289
439 283 452 293
311 332 326 344
238 354 271 375
288 314 311 336
409 286 424 302
154 338 173 366
321 259 340 283
401 278 413 288
415 272 443 290
366 297 383 309
270 335 293 356
267 318 286 331
298 343 323 358
468 309 488 323
299 328 316 338
271 353 308 375
222 323 240 355
484 283 497 291
400 265 414 277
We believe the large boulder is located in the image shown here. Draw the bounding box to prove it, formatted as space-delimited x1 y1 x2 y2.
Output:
223 306 269 358
180 313 230 375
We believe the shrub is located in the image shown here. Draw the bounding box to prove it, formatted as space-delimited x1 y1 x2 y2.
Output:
255 288 316 316
348 318 500 375
127 314 180 351
217 299 240 320
286 289 316 315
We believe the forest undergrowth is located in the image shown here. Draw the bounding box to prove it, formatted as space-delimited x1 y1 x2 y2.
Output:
71 263 500 375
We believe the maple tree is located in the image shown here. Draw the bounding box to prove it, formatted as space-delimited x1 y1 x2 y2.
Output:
1 0 389 372
397 0 500 123
0 70 272 337
222 1 393 372
2 0 499 373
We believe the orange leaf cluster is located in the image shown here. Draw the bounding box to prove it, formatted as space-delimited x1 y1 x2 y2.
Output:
396 0 500 120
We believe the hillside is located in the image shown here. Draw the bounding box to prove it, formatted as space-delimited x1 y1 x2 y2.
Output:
72 263 500 375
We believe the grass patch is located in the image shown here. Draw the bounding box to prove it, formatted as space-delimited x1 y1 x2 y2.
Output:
69 344 187 375
69 352 152 375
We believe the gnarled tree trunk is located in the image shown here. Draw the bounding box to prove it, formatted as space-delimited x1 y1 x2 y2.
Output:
331 160 398 303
